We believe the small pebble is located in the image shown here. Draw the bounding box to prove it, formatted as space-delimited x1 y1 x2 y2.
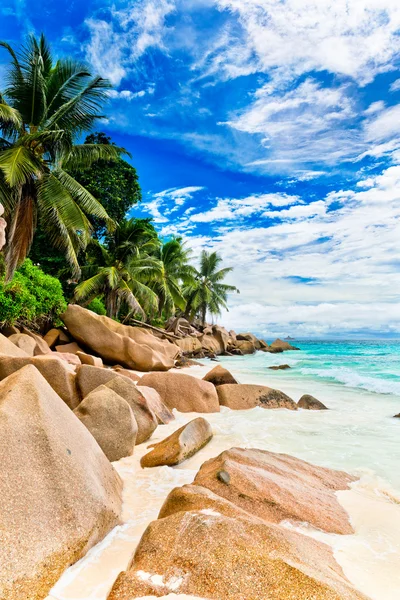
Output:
217 470 230 484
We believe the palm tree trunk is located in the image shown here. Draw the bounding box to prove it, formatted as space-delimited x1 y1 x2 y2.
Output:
105 289 118 319
5 183 37 281
201 303 207 327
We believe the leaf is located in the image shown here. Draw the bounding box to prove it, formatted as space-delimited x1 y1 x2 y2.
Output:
0 145 44 186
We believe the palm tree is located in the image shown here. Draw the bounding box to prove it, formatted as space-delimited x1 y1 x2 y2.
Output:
150 238 196 319
184 250 239 326
74 219 160 319
0 34 125 280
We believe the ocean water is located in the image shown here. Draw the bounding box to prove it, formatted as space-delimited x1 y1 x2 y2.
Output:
48 344 400 600
228 339 400 396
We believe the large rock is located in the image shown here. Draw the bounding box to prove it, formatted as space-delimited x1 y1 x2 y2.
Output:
138 372 220 413
268 364 291 370
199 330 221 355
235 339 256 354
141 418 212 468
0 365 122 600
112 367 140 382
270 338 300 351
0 355 80 409
174 336 202 354
194 448 355 534
109 451 366 600
217 383 297 410
237 332 261 349
56 341 83 355
20 328 52 355
203 364 238 386
298 394 328 410
137 385 175 424
76 364 119 398
61 304 179 371
104 377 158 444
0 332 29 357
76 351 103 367
74 385 137 462
8 333 37 356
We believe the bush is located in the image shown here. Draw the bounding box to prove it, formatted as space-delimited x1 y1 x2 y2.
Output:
87 297 107 316
0 259 67 328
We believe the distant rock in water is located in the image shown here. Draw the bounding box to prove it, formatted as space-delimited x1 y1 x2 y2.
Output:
0 365 122 600
217 383 297 410
268 364 291 371
394 413 400 418
298 394 328 410
270 338 300 351
108 449 365 600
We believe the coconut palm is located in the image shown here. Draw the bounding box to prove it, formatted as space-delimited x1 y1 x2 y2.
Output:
0 34 124 280
74 219 160 319
184 250 239 326
150 238 196 319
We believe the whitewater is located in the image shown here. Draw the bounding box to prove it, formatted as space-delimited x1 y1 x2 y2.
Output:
47 343 400 600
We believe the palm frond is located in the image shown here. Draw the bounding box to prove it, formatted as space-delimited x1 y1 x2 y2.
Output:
0 145 44 186
61 143 127 170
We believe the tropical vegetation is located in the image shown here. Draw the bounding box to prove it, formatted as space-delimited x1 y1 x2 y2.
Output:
0 34 238 330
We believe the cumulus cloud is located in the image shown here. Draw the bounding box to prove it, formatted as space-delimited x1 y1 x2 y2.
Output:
190 192 300 222
181 163 400 334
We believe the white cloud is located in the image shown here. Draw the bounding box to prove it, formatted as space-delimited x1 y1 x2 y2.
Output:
85 0 176 85
390 78 400 92
108 89 147 100
190 192 300 222
364 103 400 142
181 163 400 334
212 0 400 86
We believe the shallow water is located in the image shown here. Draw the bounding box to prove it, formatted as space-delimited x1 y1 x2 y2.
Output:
47 357 400 600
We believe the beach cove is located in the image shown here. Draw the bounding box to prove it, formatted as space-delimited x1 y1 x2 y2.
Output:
47 355 400 600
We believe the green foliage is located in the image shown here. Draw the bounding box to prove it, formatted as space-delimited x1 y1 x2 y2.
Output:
0 259 67 327
87 297 106 315
68 132 142 239
184 250 239 325
0 34 125 280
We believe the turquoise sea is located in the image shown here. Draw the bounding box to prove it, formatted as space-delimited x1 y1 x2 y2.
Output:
224 339 400 396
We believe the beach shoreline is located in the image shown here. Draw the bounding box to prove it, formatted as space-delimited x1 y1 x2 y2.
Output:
47 358 400 600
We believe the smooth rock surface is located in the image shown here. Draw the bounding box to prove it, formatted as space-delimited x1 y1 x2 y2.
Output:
0 365 122 600
0 332 29 357
61 305 179 371
8 333 37 356
20 328 52 355
137 385 175 424
203 364 238 386
74 385 137 462
270 338 300 351
217 383 297 410
76 365 119 399
138 372 220 413
235 339 256 354
104 377 158 444
194 448 356 534
108 448 366 600
141 418 212 467
298 394 328 410
76 351 103 367
0 355 80 409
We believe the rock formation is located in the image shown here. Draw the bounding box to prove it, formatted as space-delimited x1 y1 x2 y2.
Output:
138 372 220 413
141 417 212 467
203 364 238 386
108 449 365 600
217 383 297 410
0 365 122 600
74 385 138 461
298 394 328 410
61 304 179 371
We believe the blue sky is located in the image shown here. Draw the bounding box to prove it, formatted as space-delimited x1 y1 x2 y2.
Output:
1 0 400 337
